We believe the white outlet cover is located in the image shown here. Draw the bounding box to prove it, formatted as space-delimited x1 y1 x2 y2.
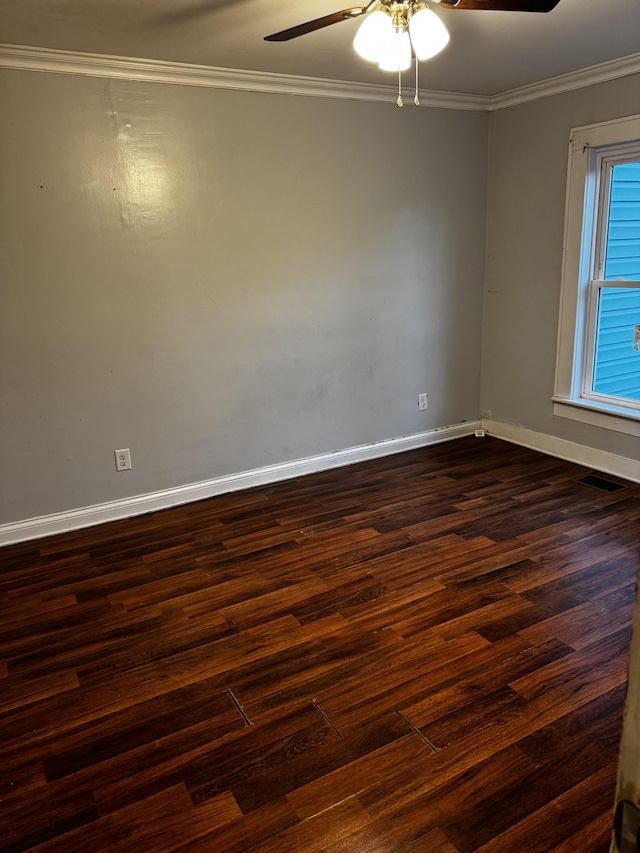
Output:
115 448 132 471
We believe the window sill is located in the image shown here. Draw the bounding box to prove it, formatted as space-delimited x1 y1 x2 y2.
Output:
552 396 640 438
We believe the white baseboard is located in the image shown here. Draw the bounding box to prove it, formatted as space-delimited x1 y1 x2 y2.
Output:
0 420 480 547
483 419 640 484
3 418 637 547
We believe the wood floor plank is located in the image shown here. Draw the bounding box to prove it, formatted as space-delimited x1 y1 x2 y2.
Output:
440 690 624 851
0 437 637 851
286 728 427 821
7 609 232 680
358 668 628 837
400 635 573 735
234 797 374 853
93 701 332 814
31 785 242 853
1 599 164 673
547 809 614 853
406 827 462 852
222 626 404 722
472 762 619 853
363 744 539 851
0 669 79 714
0 777 99 851
518 583 636 649
0 681 245 809
42 684 243 782
169 798 301 853
0 593 79 628
313 632 492 731
510 626 631 701
223 710 410 816
77 613 348 702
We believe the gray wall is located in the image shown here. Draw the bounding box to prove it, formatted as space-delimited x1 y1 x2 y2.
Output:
0 69 488 524
481 74 640 461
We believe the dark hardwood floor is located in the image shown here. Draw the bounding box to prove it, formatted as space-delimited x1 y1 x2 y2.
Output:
1 436 639 852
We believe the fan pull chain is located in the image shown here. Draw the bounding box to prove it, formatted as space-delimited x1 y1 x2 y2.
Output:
414 56 420 106
397 70 403 107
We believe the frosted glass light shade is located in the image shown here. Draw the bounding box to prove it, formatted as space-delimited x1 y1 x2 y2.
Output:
378 29 411 71
409 7 449 60
353 10 392 62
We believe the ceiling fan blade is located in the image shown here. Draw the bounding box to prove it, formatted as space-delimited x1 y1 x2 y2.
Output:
438 0 560 10
264 7 365 41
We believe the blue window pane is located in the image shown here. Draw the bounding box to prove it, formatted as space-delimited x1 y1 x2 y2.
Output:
594 162 640 403
604 162 640 281
592 287 640 402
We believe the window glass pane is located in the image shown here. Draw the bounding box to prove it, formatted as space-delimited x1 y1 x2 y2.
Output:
604 161 640 281
592 287 640 402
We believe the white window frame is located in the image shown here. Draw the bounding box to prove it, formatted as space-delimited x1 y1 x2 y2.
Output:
553 114 640 438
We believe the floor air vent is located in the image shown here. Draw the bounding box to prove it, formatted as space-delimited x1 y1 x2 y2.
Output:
576 473 626 493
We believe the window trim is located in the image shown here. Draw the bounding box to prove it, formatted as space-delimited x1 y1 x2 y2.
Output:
553 114 640 437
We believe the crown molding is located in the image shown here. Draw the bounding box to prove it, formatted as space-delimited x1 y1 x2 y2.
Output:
0 43 488 110
490 51 640 110
1 43 639 112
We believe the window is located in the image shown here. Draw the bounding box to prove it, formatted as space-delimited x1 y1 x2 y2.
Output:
554 115 640 437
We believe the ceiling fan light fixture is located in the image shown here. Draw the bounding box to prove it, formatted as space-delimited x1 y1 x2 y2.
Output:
408 4 449 59
377 27 412 71
266 0 562 105
353 8 392 61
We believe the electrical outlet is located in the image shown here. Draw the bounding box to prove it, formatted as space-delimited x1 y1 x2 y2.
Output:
418 393 428 411
115 448 132 471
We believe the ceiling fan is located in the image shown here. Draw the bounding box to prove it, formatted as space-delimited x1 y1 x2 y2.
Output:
265 0 560 105
265 0 560 43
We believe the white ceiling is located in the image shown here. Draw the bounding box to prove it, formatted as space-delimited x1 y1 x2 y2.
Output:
0 0 639 96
